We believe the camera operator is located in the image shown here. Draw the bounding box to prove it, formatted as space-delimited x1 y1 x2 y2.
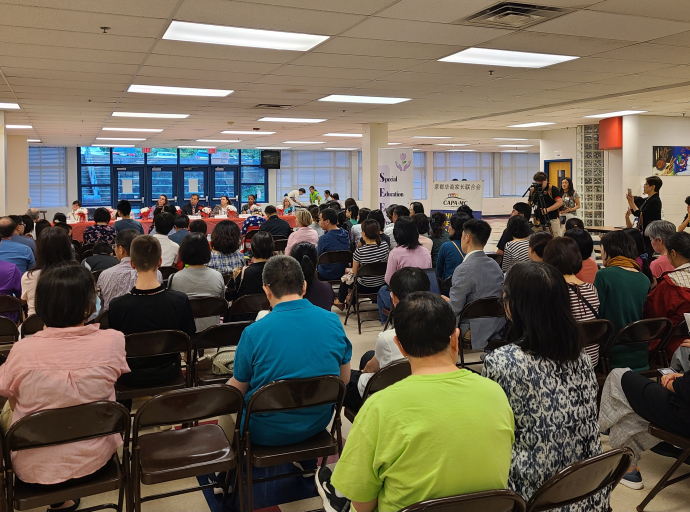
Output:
530 172 563 237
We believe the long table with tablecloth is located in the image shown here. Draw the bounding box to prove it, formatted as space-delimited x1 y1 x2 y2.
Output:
69 216 297 242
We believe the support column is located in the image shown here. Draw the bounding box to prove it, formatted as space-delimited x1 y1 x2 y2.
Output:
362 123 388 209
0 112 7 216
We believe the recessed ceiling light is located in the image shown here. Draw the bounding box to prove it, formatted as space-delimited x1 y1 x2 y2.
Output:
178 145 215 149
163 20 329 51
388 142 402 145
325 148 358 151
96 137 147 141
221 130 275 135
447 149 476 152
583 110 647 118
0 103 20 110
102 127 164 133
498 144 534 148
283 141 325 144
494 138 529 141
128 84 233 97
507 122 555 128
256 146 291 149
436 143 470 147
318 95 410 105
113 112 189 119
440 48 578 68
411 136 453 139
196 139 241 143
92 144 134 147
259 117 326 123
501 150 529 153
6 125 32 129
323 133 363 137
27 139 41 142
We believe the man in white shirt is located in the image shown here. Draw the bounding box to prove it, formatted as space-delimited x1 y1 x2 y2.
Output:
287 188 306 207
151 212 179 266
343 267 430 412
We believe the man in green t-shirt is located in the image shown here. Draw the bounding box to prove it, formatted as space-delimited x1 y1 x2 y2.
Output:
309 185 322 205
318 292 515 512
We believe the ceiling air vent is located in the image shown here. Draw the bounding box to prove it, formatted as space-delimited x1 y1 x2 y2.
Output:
253 104 292 110
455 2 571 29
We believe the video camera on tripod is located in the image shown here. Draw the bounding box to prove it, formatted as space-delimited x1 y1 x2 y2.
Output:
522 182 553 235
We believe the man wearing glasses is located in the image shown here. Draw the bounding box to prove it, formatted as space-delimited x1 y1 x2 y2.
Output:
8 215 36 255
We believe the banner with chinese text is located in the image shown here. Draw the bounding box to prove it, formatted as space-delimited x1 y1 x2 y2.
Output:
431 180 483 220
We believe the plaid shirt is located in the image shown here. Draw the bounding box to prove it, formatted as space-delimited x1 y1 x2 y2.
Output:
207 250 245 275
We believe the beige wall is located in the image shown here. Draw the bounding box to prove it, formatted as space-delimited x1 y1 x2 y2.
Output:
6 135 27 215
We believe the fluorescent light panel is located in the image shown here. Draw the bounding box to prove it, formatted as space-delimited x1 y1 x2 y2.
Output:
27 139 41 142
584 110 647 118
256 146 291 149
436 143 470 147
325 148 357 151
102 127 164 133
388 142 402 145
501 150 529 153
259 117 326 123
318 95 410 105
507 122 555 128
93 144 134 147
0 103 20 109
113 112 189 119
283 141 325 144
440 47 578 68
128 84 233 97
97 137 146 141
412 136 453 139
178 145 215 149
6 125 32 129
447 149 476 152
221 130 275 135
498 144 534 148
163 20 329 51
196 139 241 143
494 138 529 141
323 133 362 138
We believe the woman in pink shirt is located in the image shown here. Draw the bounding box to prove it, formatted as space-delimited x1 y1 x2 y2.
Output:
285 209 319 255
0 264 129 511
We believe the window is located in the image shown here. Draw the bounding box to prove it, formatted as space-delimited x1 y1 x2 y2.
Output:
80 146 110 165
241 149 261 166
179 148 208 165
148 148 178 165
81 166 112 206
241 166 266 202
151 168 174 199
112 147 144 165
414 152 427 200
212 149 239 165
499 153 539 196
433 152 494 198
214 169 235 199
277 150 351 202
29 146 67 207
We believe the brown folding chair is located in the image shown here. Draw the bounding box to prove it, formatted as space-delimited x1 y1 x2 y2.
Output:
652 320 689 369
317 250 353 285
91 269 104 283
131 385 245 512
638 425 690 511
0 317 19 344
344 262 387 334
115 330 192 402
158 266 178 282
457 297 506 369
438 276 452 295
71 239 82 257
344 359 411 423
80 243 95 253
193 321 252 386
243 376 346 512
579 319 613 370
189 296 228 319
525 448 632 512
600 318 673 377
399 489 526 512
4 401 130 512
226 293 269 321
486 252 503 267
0 296 23 326
19 314 44 338
272 238 288 253
98 309 109 329
79 249 93 261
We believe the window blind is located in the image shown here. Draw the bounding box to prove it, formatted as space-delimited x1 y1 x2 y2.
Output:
433 152 494 198
29 146 67 207
499 153 540 196
278 150 351 202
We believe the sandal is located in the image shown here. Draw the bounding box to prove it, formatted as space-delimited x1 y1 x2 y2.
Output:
48 499 80 512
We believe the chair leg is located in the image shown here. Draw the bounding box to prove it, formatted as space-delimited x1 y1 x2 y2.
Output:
637 448 690 512
246 439 254 512
221 466 232 508
459 341 465 367
116 473 125 512
236 456 245 512
133 452 142 512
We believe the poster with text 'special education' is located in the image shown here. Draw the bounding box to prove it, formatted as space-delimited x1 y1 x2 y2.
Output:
378 147 415 211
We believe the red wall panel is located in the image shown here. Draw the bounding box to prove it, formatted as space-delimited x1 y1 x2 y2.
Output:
599 117 623 150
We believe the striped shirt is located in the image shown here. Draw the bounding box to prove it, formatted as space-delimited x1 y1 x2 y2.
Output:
567 282 601 368
354 243 389 288
502 238 530 274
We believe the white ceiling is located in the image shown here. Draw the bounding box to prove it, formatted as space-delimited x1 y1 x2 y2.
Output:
2 0 690 153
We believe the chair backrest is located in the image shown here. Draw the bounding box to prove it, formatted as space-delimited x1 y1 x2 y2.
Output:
356 261 388 279
244 229 259 242
0 316 19 343
134 385 244 433
91 269 104 282
361 360 411 402
0 295 23 321
273 238 288 252
440 276 452 290
222 273 234 286
525 448 633 512
317 250 353 266
124 329 191 358
4 401 130 457
20 314 44 338
194 321 252 351
400 490 526 512
421 268 440 295
606 318 673 354
189 296 228 318
159 266 178 281
97 309 109 329
80 249 93 261
459 297 505 323
486 252 503 266
579 319 613 351
245 376 345 430
654 320 690 360
227 293 269 317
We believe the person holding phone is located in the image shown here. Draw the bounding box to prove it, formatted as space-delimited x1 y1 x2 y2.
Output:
625 176 663 258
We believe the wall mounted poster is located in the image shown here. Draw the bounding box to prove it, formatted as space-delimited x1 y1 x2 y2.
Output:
377 147 414 210
653 146 690 175
431 181 484 220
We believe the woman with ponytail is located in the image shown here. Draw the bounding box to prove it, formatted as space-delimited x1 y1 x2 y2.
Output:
289 242 334 311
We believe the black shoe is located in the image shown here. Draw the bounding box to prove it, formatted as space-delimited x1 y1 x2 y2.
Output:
315 466 350 512
47 499 80 512
293 458 318 477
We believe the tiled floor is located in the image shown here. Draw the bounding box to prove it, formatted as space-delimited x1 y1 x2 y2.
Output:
24 218 689 511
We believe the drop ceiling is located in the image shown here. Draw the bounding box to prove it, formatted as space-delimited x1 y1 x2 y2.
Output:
1 0 690 153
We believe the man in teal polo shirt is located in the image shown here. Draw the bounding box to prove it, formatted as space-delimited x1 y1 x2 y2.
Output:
230 255 352 446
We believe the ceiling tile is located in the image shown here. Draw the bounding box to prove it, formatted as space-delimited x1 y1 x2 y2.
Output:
478 31 633 57
0 26 155 53
289 53 424 72
142 54 281 74
0 0 179 18
224 0 394 15
312 36 462 60
588 0 690 22
150 39 299 64
0 56 139 74
591 43 690 65
0 42 145 64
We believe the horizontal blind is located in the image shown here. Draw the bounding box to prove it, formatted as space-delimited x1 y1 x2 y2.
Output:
499 153 540 196
278 150 351 202
414 151 427 200
29 146 67 207
433 152 494 198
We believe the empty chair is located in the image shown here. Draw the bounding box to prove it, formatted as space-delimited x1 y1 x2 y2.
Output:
0 296 23 325
19 314 44 338
272 238 288 253
344 262 388 334
0 317 19 344
131 386 244 512
579 318 614 370
344 359 411 423
600 318 673 375
457 297 506 368
3 401 130 512
400 489 526 512
193 321 252 386
225 293 269 322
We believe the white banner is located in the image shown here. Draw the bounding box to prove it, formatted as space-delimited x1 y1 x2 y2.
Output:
377 147 414 210
431 180 484 218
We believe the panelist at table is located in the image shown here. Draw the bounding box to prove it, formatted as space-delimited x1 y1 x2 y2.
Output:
182 193 204 216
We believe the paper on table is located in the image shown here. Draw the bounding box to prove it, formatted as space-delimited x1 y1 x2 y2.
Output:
188 178 198 193
122 179 133 194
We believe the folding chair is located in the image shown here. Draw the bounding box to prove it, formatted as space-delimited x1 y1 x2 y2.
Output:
344 359 411 423
80 249 93 261
638 425 690 511
71 239 82 257
400 489 526 512
131 386 245 512
0 296 23 326
115 330 192 402
91 269 104 283
317 250 353 286
272 238 288 253
422 268 440 294
652 320 689 368
80 243 95 254
457 297 506 368
158 266 178 283
193 321 252 386
243 376 346 512
0 317 19 344
19 314 44 338
226 293 269 322
189 296 228 320
438 276 452 295
4 401 130 512
579 318 614 371
525 448 632 511
486 252 503 268
600 318 673 377
344 262 387 334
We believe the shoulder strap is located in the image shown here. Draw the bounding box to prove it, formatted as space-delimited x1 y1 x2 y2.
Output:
452 241 463 255
566 282 599 319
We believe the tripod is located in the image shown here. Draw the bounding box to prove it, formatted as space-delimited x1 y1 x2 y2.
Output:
523 186 554 236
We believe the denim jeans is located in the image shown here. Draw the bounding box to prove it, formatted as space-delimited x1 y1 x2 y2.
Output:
377 285 393 324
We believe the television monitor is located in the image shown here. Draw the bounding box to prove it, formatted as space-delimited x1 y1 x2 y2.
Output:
260 150 281 169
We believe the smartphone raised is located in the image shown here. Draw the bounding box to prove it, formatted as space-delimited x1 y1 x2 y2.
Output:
658 367 675 376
